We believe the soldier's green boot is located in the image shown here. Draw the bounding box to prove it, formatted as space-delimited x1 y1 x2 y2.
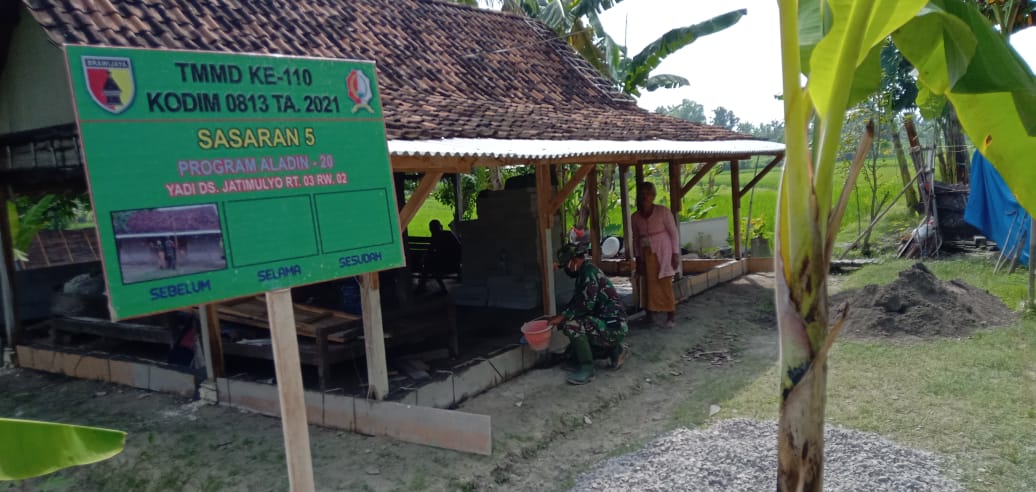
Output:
566 335 595 385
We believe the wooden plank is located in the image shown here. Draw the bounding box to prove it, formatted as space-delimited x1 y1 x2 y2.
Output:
730 159 742 258
546 163 594 216
353 397 492 455
739 155 783 196
398 171 445 231
200 304 224 379
360 273 389 400
264 289 316 492
679 161 719 197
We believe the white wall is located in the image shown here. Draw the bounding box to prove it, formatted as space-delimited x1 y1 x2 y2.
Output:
0 6 75 134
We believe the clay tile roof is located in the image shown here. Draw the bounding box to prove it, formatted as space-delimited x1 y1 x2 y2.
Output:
23 0 763 144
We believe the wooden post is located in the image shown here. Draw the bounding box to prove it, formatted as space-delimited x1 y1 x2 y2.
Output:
633 164 646 308
199 304 224 379
360 273 388 399
730 160 742 258
453 173 463 236
668 162 682 257
536 165 557 314
619 165 632 258
264 289 316 492
588 166 602 265
0 186 19 354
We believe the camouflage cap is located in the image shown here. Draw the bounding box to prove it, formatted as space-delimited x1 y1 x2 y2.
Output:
555 242 589 264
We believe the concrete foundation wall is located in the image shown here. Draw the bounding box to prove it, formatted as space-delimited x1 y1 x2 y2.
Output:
15 346 197 397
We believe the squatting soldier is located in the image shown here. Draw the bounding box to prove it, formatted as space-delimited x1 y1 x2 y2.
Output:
547 242 630 385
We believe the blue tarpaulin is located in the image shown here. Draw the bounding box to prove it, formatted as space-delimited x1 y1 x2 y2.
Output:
964 151 1030 266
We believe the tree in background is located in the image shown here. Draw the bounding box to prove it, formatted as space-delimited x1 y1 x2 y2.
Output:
710 106 740 130
880 42 921 210
654 99 707 123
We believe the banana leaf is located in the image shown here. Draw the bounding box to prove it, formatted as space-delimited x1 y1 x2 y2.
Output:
0 418 125 481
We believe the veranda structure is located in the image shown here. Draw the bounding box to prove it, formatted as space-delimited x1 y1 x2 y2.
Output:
1 0 783 408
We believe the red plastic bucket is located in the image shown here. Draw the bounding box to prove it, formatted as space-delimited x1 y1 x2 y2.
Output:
521 319 553 351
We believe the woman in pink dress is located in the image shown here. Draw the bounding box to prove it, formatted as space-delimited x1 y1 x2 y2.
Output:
631 182 680 328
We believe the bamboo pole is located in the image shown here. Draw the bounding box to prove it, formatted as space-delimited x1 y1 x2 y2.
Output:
839 169 922 259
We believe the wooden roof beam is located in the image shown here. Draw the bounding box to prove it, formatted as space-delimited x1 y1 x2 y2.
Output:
398 171 444 230
739 154 784 196
546 163 595 217
679 161 719 197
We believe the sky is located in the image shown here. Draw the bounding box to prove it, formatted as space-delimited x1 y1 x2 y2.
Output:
598 0 1036 126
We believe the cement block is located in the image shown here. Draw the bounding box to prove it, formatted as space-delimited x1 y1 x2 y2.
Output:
305 391 324 426
707 269 721 287
110 360 150 389
15 346 33 369
73 356 110 382
355 399 492 455
149 366 196 398
59 352 82 378
487 346 525 382
216 377 231 403
718 264 734 283
324 394 356 431
452 360 500 403
227 380 280 416
416 375 455 409
690 274 708 296
397 389 419 407
33 348 60 374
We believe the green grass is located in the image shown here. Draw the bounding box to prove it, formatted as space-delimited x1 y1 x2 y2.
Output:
703 259 1036 491
594 158 916 254
408 198 456 237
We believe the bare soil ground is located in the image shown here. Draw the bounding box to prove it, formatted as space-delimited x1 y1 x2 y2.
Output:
4 275 781 491
830 262 1016 340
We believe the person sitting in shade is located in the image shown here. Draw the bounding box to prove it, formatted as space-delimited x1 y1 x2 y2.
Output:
547 242 630 385
416 219 462 294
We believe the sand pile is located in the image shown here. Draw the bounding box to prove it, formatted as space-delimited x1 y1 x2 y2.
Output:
831 263 1015 340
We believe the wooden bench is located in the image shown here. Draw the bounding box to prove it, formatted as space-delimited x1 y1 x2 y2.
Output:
49 316 174 346
215 295 458 391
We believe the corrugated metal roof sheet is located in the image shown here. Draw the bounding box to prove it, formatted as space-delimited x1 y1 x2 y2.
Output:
388 138 785 160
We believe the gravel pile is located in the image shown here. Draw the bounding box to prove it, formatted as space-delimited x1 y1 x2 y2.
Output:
571 419 961 492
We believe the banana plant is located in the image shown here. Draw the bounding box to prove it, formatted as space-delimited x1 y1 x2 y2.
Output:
774 0 1036 489
0 418 125 480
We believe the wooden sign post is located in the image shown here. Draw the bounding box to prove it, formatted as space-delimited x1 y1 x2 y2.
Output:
266 290 316 492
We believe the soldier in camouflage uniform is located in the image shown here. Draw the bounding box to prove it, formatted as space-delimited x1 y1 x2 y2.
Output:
547 242 630 385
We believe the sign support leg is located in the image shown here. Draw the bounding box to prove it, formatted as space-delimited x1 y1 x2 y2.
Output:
265 289 315 492
360 273 389 399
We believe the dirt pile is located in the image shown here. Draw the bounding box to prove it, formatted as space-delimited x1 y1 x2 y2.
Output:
831 263 1015 340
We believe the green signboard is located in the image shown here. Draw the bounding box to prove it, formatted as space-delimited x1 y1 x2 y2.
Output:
64 45 404 320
